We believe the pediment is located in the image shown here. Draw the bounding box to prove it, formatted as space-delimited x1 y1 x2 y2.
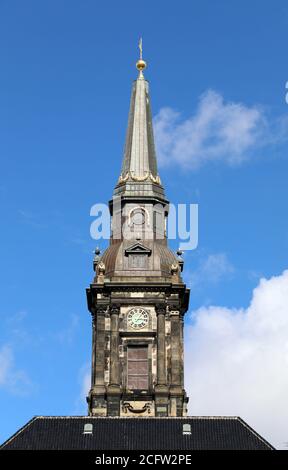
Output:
124 242 152 256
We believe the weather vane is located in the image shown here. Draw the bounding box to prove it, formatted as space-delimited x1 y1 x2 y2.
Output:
139 37 143 60
136 37 146 74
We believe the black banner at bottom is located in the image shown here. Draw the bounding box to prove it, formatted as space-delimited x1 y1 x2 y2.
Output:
0 450 288 467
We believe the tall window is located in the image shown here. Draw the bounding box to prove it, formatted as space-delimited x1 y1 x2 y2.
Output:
127 346 148 390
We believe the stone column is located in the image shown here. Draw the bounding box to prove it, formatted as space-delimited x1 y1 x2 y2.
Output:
107 304 121 416
109 304 120 387
155 304 167 386
89 304 107 416
180 313 184 387
94 306 106 388
91 313 96 387
170 309 181 387
169 307 185 416
155 304 169 416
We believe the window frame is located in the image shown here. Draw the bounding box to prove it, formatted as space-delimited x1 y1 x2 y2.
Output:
126 345 149 391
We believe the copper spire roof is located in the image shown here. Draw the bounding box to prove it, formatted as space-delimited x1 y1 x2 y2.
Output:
121 76 158 178
114 42 165 201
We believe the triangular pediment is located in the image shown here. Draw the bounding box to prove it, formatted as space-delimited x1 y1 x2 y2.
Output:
124 242 151 256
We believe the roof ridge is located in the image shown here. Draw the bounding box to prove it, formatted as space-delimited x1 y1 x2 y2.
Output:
33 415 241 420
0 416 37 449
236 417 275 450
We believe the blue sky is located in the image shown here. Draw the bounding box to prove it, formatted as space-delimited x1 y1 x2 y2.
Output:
1 0 288 448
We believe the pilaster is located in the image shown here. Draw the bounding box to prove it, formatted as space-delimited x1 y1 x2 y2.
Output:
88 304 108 416
107 304 121 416
155 303 169 416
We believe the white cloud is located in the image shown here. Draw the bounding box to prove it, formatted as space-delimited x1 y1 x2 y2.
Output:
154 90 286 170
0 344 34 396
185 269 288 449
186 252 234 289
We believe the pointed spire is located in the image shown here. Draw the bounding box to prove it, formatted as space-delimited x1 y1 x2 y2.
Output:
115 39 165 200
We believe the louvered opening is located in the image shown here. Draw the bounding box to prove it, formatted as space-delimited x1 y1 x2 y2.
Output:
127 346 148 390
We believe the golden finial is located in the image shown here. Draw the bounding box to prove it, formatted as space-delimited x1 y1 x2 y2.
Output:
136 37 147 74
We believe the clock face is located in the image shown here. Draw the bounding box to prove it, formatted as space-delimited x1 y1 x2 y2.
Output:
127 308 149 329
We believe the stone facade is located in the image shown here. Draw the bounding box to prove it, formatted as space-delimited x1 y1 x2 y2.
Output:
87 285 189 417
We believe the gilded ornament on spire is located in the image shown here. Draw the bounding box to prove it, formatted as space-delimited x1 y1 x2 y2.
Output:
136 37 147 74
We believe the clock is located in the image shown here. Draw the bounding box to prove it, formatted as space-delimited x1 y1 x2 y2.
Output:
127 308 149 329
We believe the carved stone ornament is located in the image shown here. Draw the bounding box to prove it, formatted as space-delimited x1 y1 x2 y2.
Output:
168 304 180 313
93 248 101 272
149 173 161 184
110 304 120 315
97 261 106 275
122 402 151 414
171 263 179 275
155 304 166 316
118 171 161 185
118 172 129 184
95 305 107 315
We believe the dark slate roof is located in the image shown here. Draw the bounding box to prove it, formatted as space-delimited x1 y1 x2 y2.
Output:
1 416 274 450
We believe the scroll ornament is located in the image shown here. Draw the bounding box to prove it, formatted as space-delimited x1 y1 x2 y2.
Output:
118 171 161 185
171 263 179 275
97 261 106 275
122 402 152 414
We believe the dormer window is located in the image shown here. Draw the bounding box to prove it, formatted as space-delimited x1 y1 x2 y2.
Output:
124 242 152 270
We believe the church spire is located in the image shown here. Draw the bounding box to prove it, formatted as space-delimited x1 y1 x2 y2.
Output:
114 39 165 200
87 44 190 419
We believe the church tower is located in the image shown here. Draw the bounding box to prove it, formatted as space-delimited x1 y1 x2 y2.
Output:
86 42 190 417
